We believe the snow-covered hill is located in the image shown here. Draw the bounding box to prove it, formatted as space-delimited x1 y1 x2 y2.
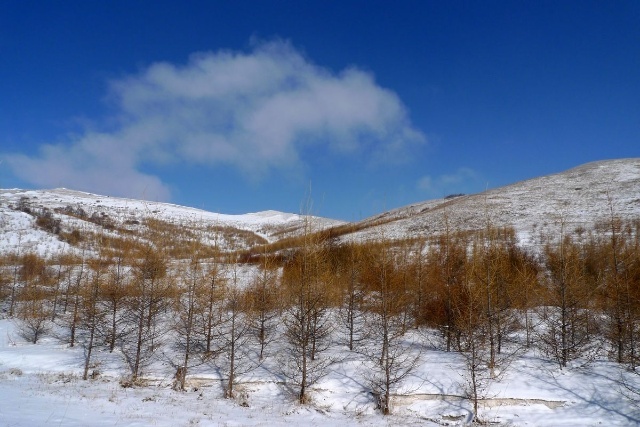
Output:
342 158 640 244
0 188 344 255
2 158 639 256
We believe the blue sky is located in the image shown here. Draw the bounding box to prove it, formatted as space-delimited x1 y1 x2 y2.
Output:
1 1 638 220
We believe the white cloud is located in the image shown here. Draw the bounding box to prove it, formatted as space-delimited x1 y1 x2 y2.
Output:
5 40 425 200
5 134 172 201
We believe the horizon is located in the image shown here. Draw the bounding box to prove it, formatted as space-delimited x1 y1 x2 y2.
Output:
1 2 638 220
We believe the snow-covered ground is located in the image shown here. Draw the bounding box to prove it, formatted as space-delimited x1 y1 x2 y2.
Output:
0 208 71 258
1 318 639 426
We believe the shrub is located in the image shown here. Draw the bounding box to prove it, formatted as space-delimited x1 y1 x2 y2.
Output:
34 209 61 234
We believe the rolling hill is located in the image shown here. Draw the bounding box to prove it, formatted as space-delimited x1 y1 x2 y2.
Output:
1 158 639 256
335 158 640 245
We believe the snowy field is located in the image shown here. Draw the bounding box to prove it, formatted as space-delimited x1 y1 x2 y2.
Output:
1 318 639 426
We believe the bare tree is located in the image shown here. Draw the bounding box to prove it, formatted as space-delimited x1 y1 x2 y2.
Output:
538 219 597 368
408 237 428 331
171 241 209 391
217 261 255 399
198 253 226 356
455 251 518 423
122 245 174 380
458 301 490 423
509 244 541 348
81 255 110 380
281 215 334 404
334 242 368 351
0 265 9 306
7 232 24 317
49 249 72 322
598 194 638 367
14 253 52 343
53 247 89 348
466 224 523 374
424 228 468 351
100 239 132 353
246 246 281 360
359 237 420 415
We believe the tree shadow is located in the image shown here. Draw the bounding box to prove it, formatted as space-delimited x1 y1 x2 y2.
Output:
521 362 640 425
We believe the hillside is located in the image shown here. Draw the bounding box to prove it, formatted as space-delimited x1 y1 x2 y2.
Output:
338 158 640 244
0 188 345 255
1 158 639 256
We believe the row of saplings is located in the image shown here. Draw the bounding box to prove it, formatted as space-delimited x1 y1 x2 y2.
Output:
2 221 640 418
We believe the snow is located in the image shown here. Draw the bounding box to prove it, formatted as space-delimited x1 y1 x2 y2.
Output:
2 159 639 254
1 319 639 426
0 188 339 230
0 188 346 254
0 209 72 257
1 160 640 425
345 158 640 244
